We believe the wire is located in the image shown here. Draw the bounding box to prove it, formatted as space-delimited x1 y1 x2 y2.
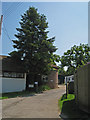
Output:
2 2 24 51
4 3 15 15
5 3 20 19
4 2 23 20
3 22 12 42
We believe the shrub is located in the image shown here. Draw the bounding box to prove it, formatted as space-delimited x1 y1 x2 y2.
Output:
38 85 51 92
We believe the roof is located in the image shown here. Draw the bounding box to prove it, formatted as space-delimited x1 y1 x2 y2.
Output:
51 64 59 69
0 55 8 60
0 57 26 73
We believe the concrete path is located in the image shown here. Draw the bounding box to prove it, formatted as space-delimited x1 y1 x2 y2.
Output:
2 85 65 118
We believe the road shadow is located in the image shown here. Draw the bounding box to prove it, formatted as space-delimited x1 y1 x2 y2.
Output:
60 99 89 120
2 91 38 99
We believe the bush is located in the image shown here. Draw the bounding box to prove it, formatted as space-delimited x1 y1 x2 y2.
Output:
38 85 51 92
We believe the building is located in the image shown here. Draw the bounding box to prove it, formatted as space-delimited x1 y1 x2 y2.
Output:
0 55 59 92
42 65 59 89
0 56 26 93
58 75 65 84
65 75 74 84
0 55 7 60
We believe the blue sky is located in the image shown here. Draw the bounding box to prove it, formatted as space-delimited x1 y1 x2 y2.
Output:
2 2 88 57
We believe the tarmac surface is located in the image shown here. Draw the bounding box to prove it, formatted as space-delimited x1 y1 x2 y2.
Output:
2 85 65 118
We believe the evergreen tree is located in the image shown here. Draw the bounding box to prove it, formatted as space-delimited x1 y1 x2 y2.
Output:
9 7 60 84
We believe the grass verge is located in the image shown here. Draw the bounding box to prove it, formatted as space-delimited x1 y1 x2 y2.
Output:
1 85 51 99
0 97 8 99
58 94 88 119
1 91 35 99
58 94 75 111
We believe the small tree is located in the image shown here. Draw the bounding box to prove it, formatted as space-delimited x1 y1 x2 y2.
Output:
9 7 60 84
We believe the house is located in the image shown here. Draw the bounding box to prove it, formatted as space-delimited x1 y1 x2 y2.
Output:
0 55 26 93
0 55 59 93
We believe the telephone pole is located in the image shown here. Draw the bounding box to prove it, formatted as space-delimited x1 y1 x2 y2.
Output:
0 15 3 36
88 2 90 46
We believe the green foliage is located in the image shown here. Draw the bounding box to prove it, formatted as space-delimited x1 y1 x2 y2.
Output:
59 44 90 75
38 85 51 92
9 7 60 82
2 91 35 99
9 51 22 61
0 97 8 99
58 94 75 111
58 66 66 76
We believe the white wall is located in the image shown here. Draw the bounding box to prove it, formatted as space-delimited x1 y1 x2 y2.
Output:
0 73 26 93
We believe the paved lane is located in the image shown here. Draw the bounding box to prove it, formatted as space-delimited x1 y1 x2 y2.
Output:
2 85 65 118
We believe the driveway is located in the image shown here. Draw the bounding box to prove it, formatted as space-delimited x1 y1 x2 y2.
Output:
2 85 65 118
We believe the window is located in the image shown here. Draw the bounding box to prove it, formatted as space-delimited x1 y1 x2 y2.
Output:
12 73 17 77
3 72 24 78
42 75 48 82
16 73 24 78
3 72 11 77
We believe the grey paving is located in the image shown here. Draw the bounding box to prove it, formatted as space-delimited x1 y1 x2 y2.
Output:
2 85 65 118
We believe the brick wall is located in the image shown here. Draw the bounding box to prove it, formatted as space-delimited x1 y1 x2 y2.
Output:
48 70 58 89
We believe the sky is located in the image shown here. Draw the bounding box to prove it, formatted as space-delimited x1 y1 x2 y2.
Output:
1 2 88 57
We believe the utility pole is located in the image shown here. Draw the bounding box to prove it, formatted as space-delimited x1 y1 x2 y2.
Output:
0 15 3 36
88 2 90 47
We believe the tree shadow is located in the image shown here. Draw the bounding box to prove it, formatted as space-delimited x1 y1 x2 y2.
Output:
2 91 37 99
60 99 89 120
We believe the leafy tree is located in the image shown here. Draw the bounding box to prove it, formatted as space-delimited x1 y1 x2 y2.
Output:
9 7 60 84
59 44 90 75
58 66 66 76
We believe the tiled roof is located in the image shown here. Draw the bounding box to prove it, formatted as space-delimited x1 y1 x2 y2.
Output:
51 64 59 69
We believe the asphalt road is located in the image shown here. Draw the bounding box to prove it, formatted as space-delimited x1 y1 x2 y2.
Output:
2 85 65 118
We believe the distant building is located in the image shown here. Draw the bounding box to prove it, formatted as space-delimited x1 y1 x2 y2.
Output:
58 75 65 84
42 65 59 89
65 75 74 84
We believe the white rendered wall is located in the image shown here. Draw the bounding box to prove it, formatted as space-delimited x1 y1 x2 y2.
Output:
0 73 26 93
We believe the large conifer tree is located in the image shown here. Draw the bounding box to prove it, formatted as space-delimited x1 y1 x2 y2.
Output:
9 7 60 84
